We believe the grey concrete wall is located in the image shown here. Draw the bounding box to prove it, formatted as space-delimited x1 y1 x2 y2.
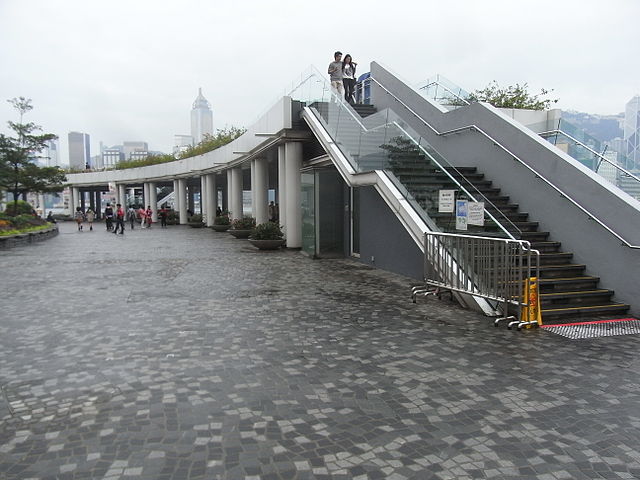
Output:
370 62 640 315
359 186 423 280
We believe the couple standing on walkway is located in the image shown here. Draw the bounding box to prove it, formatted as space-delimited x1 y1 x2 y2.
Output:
328 51 357 104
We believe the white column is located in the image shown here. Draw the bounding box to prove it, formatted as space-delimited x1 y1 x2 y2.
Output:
205 173 216 227
128 188 135 204
200 176 207 219
143 183 149 208
70 187 78 213
38 194 45 217
250 159 256 219
148 182 157 221
173 180 179 213
253 157 269 225
277 144 287 233
231 167 243 219
285 142 302 248
226 170 233 215
117 185 126 208
177 178 187 224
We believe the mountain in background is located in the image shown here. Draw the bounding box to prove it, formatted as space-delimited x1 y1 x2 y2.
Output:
561 110 624 142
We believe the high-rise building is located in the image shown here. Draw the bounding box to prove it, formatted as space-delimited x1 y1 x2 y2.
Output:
190 88 213 144
68 132 90 170
102 146 124 168
43 139 60 167
123 141 148 160
624 95 640 169
173 134 194 156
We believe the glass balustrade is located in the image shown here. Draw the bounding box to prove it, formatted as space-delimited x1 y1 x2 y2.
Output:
287 67 518 239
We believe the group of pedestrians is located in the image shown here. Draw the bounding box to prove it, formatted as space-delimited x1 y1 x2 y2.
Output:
74 203 159 234
328 51 358 104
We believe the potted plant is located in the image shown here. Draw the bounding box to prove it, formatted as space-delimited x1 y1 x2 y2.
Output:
249 222 285 250
228 216 255 238
211 213 231 232
187 213 205 228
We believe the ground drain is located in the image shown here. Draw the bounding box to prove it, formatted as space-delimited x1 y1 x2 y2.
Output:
541 318 640 340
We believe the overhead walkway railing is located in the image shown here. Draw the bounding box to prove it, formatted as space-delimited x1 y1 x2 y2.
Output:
367 74 640 250
412 232 541 329
416 74 471 110
288 66 521 240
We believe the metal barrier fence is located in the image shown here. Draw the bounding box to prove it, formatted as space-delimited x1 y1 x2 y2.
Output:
412 232 540 328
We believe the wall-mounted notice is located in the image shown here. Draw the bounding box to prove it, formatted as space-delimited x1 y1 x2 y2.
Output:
455 199 468 230
438 190 455 213
468 201 485 226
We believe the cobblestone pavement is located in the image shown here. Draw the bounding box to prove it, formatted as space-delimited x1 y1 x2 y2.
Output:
2 222 640 480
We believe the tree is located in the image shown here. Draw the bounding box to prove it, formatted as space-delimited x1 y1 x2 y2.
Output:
0 97 65 215
468 81 558 110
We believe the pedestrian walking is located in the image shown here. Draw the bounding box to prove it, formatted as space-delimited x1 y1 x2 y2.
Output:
159 206 168 228
138 206 147 228
85 208 95 231
113 203 125 234
127 206 136 230
74 207 85 231
145 206 153 229
328 51 344 99
342 54 357 104
104 203 114 231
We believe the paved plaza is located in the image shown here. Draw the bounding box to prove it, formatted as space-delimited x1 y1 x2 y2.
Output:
2 222 640 480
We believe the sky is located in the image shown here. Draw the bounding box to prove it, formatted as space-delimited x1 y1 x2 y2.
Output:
0 0 638 165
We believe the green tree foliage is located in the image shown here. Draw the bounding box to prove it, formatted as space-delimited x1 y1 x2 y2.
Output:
0 97 65 215
113 126 247 170
468 81 558 110
179 126 246 159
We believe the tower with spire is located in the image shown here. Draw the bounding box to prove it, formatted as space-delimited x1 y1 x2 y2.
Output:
190 88 213 144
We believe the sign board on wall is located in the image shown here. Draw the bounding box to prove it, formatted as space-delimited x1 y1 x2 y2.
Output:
455 199 468 230
438 190 455 213
467 202 485 226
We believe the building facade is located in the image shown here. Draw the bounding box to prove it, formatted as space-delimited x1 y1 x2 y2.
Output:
624 95 640 170
68 132 90 170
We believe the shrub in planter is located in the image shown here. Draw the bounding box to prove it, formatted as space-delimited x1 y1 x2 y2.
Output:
231 216 256 230
213 214 230 226
166 210 180 225
188 214 205 227
249 222 285 250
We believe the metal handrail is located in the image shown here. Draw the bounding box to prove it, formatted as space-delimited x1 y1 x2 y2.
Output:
539 129 640 184
413 231 540 327
368 75 640 249
291 67 517 239
418 78 471 106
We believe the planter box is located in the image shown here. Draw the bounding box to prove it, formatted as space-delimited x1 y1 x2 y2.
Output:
188 222 206 228
228 229 252 239
211 224 231 232
248 239 285 250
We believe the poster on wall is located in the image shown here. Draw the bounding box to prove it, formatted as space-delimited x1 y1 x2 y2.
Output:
468 201 485 226
455 199 468 230
438 190 455 213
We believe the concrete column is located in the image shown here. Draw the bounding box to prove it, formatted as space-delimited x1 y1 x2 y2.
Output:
80 190 86 212
177 178 187 224
88 191 95 213
200 176 207 219
71 187 79 212
253 157 269 225
250 160 256 218
277 144 287 233
226 170 233 215
205 174 216 227
128 188 135 204
117 185 126 208
95 191 102 219
231 167 243 219
173 180 179 213
285 142 302 248
143 183 149 208
148 182 157 221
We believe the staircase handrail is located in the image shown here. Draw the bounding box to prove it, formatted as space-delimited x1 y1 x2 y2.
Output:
417 75 471 107
290 66 518 240
368 75 640 250
539 128 640 184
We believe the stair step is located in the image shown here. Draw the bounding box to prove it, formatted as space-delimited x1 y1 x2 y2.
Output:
518 231 550 241
538 264 586 277
529 241 562 253
444 166 477 174
538 276 600 291
542 303 630 320
541 289 615 306
538 252 574 264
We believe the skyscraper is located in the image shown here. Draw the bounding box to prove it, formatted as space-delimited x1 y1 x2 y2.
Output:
624 95 640 169
68 132 90 170
190 88 213 144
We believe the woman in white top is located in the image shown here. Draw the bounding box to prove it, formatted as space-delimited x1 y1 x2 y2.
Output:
342 54 357 104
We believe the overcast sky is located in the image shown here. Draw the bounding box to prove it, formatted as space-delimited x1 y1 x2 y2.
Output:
0 0 637 165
